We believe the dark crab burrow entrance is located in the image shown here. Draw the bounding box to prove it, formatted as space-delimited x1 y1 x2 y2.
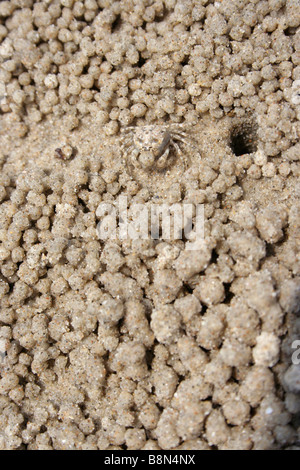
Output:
230 121 258 156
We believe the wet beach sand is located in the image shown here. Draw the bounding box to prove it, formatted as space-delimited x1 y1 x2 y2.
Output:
0 0 300 450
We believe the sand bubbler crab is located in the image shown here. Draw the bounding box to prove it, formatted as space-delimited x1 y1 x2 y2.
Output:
120 123 194 172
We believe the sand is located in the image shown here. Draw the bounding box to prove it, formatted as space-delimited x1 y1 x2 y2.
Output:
0 0 300 450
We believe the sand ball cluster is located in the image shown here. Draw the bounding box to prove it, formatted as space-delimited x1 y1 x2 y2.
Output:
0 0 300 451
0 0 299 151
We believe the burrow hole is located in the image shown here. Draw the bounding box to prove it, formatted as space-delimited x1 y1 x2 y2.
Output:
230 121 258 156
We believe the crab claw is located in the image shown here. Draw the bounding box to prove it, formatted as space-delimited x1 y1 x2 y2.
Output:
138 151 155 169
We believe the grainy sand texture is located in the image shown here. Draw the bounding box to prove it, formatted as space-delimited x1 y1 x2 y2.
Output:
0 0 300 450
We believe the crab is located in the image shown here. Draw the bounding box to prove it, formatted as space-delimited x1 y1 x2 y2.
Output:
120 123 192 172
